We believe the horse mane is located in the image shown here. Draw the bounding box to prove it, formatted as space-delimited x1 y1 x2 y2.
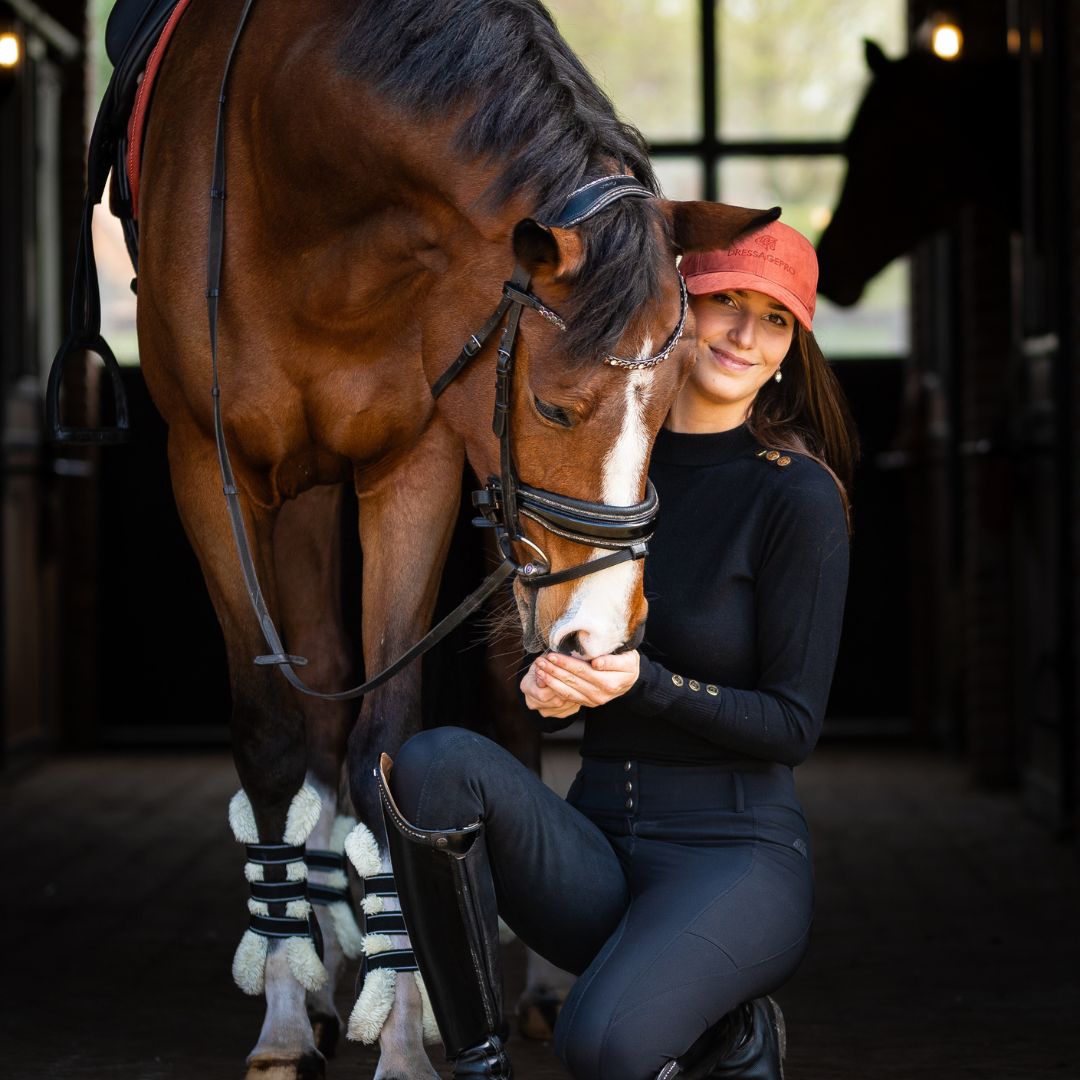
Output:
339 0 666 363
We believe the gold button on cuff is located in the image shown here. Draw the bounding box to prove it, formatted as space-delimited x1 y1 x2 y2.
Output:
706 684 719 696
672 674 685 687
766 450 780 461
777 455 792 467
688 679 700 691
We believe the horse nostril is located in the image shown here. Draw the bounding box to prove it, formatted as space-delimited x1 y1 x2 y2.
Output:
556 631 582 656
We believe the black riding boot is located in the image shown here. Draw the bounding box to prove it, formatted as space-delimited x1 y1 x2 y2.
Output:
657 997 787 1080
377 753 513 1079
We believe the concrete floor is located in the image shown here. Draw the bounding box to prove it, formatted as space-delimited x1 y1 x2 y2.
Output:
4 743 1079 1079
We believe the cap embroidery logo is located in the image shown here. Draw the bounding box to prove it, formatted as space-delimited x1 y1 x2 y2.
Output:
724 246 796 275
759 235 778 251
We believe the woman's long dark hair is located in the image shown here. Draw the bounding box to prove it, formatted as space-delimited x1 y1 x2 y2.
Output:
746 326 860 529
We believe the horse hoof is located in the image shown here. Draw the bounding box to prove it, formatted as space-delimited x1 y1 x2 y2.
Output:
245 1050 325 1080
371 1064 442 1080
517 992 563 1041
308 1012 340 1059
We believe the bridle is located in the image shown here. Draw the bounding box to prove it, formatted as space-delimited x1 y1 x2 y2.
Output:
206 1 687 700
432 178 688 592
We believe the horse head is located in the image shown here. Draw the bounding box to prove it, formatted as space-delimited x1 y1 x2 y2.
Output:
435 192 778 659
817 40 1019 306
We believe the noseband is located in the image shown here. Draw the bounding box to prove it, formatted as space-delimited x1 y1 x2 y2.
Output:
432 175 688 590
204 1 685 699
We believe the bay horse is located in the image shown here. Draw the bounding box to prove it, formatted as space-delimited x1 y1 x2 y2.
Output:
817 40 1019 306
135 2 774 1077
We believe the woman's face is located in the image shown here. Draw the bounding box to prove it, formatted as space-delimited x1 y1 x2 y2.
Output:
681 288 796 421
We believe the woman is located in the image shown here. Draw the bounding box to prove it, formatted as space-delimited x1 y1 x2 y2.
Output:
377 219 856 1080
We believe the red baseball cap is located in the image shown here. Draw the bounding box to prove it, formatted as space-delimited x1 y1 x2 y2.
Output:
678 220 818 331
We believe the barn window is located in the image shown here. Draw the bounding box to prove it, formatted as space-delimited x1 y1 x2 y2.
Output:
547 0 910 358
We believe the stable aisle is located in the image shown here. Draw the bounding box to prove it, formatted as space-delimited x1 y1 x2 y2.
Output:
4 744 1078 1079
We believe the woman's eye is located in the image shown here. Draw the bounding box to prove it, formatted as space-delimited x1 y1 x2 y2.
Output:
766 314 789 327
716 293 737 306
534 397 574 428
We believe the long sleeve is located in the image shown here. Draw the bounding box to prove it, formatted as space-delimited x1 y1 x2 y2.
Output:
620 472 849 766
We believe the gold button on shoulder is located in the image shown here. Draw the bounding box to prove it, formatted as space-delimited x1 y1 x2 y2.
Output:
671 674 684 687
688 679 700 691
777 455 792 467
766 450 780 461
706 684 719 696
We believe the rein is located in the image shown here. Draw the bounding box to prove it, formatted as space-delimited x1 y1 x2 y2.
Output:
205 1 685 700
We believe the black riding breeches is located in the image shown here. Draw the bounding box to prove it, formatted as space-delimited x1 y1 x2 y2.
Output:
390 727 814 1080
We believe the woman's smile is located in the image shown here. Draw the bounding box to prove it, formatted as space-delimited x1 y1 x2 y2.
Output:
709 345 758 374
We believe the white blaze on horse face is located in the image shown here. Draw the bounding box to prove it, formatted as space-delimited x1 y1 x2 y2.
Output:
548 360 655 658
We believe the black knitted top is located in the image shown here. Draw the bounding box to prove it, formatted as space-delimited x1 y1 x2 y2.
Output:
561 423 849 768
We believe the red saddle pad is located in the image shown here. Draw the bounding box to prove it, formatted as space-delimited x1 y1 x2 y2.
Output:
125 0 193 219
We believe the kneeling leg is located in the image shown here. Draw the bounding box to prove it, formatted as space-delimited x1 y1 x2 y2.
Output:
382 727 629 1078
555 837 811 1080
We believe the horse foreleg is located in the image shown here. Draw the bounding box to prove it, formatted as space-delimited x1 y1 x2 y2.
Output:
344 419 465 1080
273 485 360 1059
166 427 326 1080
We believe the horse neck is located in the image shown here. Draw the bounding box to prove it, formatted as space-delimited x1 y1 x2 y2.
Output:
241 24 539 323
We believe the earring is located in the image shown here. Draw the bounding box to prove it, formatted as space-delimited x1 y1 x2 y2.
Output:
774 369 783 383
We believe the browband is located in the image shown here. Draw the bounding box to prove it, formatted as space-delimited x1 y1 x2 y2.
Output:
540 175 654 229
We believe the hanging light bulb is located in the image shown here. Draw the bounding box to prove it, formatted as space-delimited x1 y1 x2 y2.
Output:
931 22 963 59
915 12 965 60
0 32 21 68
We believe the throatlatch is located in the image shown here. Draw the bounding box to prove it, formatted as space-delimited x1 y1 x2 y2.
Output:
228 784 327 996
343 821 439 1046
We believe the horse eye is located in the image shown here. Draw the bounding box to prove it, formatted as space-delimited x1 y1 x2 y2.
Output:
533 396 574 428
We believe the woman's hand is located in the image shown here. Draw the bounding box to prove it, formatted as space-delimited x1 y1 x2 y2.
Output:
531 650 640 708
520 663 581 719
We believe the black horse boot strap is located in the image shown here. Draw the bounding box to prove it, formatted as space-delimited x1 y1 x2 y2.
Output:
378 753 511 1075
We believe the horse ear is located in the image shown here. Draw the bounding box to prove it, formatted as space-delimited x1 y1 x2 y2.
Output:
864 39 890 73
659 201 781 256
512 220 586 282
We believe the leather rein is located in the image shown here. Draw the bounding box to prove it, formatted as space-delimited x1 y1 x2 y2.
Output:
206 0 686 701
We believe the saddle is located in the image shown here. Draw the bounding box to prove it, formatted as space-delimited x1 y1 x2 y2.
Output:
47 0 193 443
